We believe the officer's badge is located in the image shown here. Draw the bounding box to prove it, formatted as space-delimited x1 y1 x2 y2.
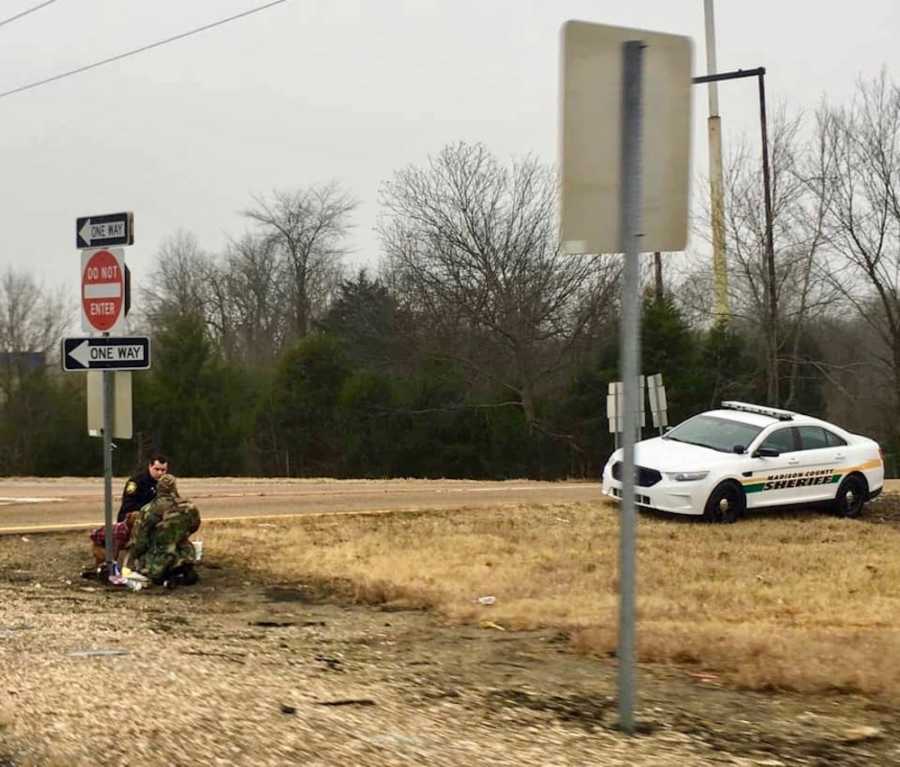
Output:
125 480 137 495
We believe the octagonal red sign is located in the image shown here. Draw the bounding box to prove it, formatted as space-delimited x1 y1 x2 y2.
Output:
81 248 124 333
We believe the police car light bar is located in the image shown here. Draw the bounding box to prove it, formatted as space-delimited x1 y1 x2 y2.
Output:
721 401 794 421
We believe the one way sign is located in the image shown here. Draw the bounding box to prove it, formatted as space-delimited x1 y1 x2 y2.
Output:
76 212 134 249
61 336 151 371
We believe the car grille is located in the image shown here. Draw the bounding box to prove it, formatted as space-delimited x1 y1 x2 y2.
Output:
609 487 652 505
611 462 662 487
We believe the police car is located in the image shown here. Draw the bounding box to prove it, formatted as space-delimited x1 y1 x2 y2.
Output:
601 401 884 522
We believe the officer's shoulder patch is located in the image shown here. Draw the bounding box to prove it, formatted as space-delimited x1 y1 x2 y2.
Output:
125 480 138 495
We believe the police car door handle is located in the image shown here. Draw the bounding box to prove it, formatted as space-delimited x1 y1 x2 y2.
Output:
788 458 800 465
834 453 845 461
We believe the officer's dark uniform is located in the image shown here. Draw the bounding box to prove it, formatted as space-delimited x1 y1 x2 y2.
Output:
116 471 159 523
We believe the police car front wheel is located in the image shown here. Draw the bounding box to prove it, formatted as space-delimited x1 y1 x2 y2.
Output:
703 481 744 524
833 474 867 518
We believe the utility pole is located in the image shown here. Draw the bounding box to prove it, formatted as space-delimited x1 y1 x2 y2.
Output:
704 0 729 322
653 252 663 301
758 72 778 405
694 67 778 404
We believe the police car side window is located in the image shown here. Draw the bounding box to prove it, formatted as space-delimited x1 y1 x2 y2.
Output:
797 426 829 450
760 427 796 453
824 429 847 447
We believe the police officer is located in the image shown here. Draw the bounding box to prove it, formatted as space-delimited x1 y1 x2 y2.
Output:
116 452 169 522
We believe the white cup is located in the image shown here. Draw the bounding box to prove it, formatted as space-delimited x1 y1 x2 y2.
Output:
192 540 204 561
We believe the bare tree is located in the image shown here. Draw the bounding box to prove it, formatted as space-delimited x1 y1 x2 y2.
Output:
0 267 71 359
686 108 839 407
811 71 900 438
378 142 617 427
140 230 253 360
0 267 72 470
141 230 219 327
222 233 289 365
243 183 357 342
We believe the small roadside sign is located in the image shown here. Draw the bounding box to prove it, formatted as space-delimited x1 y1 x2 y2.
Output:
62 336 151 371
647 373 669 430
607 378 647 435
86 371 133 439
81 248 126 333
76 212 134 249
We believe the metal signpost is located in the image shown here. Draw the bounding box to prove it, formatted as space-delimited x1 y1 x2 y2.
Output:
561 21 692 733
64 213 139 574
617 43 645 731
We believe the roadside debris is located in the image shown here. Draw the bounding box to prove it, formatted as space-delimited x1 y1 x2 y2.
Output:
314 654 342 671
475 595 496 606
251 620 295 628
841 725 883 743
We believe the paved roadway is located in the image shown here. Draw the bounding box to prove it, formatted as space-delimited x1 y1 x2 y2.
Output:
0 477 602 535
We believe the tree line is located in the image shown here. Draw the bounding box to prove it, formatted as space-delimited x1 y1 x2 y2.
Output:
2 73 899 478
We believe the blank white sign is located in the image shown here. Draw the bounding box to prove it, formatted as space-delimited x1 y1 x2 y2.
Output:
560 20 693 254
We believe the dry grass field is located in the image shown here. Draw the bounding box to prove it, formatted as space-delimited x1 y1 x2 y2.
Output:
3 489 900 765
204 497 900 698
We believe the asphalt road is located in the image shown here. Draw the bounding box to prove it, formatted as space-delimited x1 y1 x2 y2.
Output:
0 477 602 535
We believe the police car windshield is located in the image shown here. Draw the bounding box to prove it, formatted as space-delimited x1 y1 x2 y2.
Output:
664 415 763 453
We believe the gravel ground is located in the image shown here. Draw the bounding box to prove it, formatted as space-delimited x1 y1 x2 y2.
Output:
2 531 899 766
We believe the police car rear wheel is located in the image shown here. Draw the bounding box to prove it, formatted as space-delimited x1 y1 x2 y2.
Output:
703 482 744 524
834 474 867 518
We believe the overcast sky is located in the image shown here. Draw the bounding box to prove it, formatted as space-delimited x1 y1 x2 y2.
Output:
2 0 898 311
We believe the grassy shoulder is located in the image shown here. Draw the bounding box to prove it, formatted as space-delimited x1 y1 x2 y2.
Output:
202 498 900 699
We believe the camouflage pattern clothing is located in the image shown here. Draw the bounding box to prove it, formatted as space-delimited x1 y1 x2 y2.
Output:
129 474 201 583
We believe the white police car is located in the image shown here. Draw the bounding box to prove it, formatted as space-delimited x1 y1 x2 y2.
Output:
601 401 884 522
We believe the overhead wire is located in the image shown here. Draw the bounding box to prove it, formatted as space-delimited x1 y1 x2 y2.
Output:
0 0 57 30
0 0 288 100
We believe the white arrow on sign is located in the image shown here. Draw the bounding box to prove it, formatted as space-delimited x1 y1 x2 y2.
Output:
67 340 91 368
78 220 92 246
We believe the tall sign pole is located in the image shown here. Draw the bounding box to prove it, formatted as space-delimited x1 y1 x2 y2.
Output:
102 370 115 565
617 40 645 735
71 214 136 577
561 20 692 734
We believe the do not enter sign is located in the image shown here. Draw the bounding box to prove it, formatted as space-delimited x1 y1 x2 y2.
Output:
81 248 125 333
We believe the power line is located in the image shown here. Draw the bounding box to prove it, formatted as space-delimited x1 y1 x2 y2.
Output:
0 0 288 100
0 0 57 30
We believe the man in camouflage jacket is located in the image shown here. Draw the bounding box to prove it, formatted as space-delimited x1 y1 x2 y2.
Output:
130 474 201 586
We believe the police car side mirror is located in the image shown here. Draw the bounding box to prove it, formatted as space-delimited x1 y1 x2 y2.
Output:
753 447 780 458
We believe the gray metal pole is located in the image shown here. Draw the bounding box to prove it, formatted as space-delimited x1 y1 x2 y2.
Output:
758 70 778 406
102 369 114 572
617 39 644 736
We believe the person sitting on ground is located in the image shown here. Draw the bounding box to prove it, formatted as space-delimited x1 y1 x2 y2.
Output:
85 511 139 577
128 473 201 587
117 452 169 523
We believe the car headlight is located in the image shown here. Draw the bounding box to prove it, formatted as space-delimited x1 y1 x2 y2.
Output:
666 470 709 482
